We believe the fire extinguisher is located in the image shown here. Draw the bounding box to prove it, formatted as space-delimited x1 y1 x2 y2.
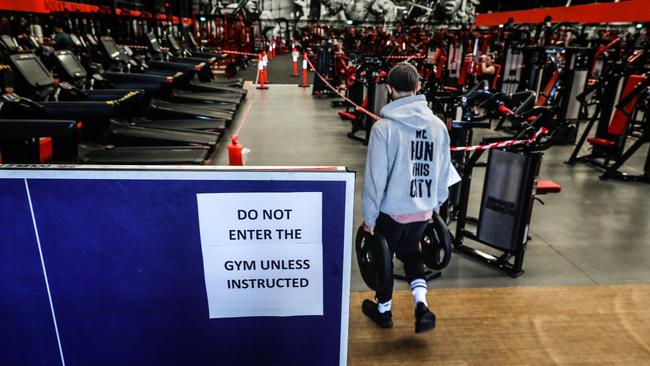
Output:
227 135 243 166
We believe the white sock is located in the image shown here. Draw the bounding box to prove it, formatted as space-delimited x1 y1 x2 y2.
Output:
377 299 392 313
410 279 428 308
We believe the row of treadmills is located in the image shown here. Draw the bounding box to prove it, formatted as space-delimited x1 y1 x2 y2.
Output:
0 31 248 164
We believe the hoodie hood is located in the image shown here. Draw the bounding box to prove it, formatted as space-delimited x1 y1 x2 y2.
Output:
379 94 435 130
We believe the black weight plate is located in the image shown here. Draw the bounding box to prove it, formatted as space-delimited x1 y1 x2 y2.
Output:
355 226 392 291
420 213 453 271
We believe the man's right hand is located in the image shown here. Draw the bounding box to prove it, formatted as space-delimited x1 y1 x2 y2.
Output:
363 222 375 235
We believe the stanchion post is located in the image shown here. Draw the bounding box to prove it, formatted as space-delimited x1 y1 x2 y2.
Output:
298 52 310 88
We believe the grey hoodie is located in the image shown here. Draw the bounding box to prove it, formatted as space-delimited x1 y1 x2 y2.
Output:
362 94 460 227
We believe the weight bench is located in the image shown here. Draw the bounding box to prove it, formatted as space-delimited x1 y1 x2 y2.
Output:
536 179 561 194
338 111 356 121
338 97 368 122
586 74 646 153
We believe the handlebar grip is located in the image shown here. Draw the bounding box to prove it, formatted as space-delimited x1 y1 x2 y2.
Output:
498 104 514 116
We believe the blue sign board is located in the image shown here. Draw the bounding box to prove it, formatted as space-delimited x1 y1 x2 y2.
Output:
0 166 355 366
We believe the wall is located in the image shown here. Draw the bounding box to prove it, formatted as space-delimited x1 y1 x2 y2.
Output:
254 0 480 24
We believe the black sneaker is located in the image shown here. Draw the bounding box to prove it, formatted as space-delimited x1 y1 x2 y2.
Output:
362 299 393 328
414 302 436 334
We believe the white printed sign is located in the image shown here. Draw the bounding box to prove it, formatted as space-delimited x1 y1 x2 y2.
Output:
196 192 323 318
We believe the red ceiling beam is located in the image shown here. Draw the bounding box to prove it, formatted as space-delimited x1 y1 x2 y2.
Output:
0 0 190 25
475 0 650 26
46 0 100 13
0 0 49 13
0 0 100 13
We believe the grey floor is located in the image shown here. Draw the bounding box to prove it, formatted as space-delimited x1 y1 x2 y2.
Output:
215 55 650 292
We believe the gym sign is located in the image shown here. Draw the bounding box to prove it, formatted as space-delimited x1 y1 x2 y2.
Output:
197 192 324 318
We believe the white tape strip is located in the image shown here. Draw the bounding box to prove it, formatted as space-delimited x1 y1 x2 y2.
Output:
24 179 66 366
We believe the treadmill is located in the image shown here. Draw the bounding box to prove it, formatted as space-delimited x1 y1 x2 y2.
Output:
100 36 244 104
166 34 222 63
148 33 243 88
86 37 241 121
99 54 239 118
7 54 221 150
0 118 208 165
52 49 228 132
167 33 247 93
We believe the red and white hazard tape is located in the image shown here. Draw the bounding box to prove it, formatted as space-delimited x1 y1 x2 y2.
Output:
221 50 258 57
122 44 170 52
384 55 425 59
307 59 549 152
122 45 256 57
122 44 145 49
307 59 381 120
449 127 548 151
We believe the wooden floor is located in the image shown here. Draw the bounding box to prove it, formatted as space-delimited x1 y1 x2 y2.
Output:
348 285 650 365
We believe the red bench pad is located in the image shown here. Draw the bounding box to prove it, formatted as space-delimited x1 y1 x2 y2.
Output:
338 111 356 121
587 137 615 148
537 179 561 194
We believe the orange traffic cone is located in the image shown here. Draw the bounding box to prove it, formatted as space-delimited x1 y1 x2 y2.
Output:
298 52 310 88
291 47 299 77
256 53 268 90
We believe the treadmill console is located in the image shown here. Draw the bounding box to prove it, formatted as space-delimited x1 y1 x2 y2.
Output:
100 36 122 62
28 36 41 49
99 36 135 68
70 34 83 47
166 34 181 52
86 34 98 46
0 35 18 51
55 51 88 79
9 54 54 88
147 33 162 53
